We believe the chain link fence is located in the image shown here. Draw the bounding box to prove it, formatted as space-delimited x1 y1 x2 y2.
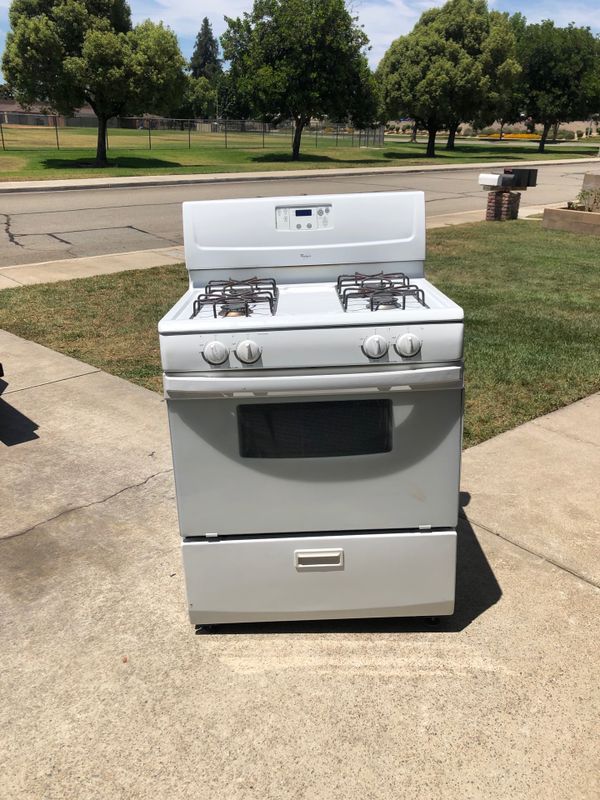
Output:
0 112 385 151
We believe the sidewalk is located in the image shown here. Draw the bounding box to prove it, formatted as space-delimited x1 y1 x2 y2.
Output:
0 329 598 800
1 156 599 194
0 204 559 288
0 245 184 288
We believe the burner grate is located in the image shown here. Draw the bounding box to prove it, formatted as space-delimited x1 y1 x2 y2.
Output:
336 271 427 311
191 277 278 319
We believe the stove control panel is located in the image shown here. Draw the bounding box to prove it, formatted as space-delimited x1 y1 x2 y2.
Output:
275 204 333 231
161 324 463 373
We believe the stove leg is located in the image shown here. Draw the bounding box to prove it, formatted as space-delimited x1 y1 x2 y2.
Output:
195 624 218 634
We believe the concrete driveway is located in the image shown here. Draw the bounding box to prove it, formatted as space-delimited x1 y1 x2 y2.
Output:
1 330 598 800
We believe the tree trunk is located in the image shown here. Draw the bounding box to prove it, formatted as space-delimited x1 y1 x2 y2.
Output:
292 117 306 160
445 121 458 151
499 120 505 141
538 122 551 153
410 121 417 143
95 116 108 166
552 122 559 141
426 125 437 157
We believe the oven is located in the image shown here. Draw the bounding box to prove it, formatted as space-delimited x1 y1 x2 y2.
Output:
165 364 463 538
160 190 465 625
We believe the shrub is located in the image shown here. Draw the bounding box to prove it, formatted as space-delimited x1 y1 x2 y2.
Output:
576 188 600 211
564 130 575 140
576 130 584 138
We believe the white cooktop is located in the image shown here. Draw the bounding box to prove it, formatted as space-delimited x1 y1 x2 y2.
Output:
158 277 463 334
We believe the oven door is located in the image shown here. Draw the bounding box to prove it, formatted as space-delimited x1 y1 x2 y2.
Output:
165 366 463 537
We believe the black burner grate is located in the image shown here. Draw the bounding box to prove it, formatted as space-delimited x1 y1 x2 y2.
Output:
336 271 427 311
191 277 278 319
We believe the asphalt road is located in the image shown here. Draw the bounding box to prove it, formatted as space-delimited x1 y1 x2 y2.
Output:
0 161 595 268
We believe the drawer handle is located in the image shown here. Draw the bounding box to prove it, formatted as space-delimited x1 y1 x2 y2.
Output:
294 549 344 571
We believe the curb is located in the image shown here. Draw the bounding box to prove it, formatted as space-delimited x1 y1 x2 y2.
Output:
0 157 599 194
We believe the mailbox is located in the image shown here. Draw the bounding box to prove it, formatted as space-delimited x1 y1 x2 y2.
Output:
479 168 538 191
503 168 538 188
479 173 514 189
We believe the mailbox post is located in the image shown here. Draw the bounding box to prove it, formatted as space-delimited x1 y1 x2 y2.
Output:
479 168 538 221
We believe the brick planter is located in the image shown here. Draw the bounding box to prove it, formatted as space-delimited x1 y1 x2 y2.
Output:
486 190 521 221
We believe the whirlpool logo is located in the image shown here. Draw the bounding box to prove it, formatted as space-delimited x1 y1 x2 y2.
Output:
300 253 312 258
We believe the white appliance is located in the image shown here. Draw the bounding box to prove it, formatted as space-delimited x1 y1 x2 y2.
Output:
159 191 464 628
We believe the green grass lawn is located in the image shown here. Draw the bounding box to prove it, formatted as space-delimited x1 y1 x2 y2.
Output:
0 220 599 447
0 127 597 181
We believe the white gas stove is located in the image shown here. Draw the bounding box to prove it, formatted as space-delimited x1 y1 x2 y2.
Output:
159 191 464 629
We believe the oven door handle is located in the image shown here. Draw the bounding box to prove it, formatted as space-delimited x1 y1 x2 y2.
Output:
163 365 463 398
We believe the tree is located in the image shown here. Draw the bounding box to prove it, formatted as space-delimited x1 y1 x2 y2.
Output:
2 0 187 166
190 17 222 81
378 0 520 156
214 71 253 120
518 21 600 153
480 12 523 139
221 0 377 159
414 0 487 150
378 29 479 157
469 12 523 139
173 75 217 119
417 0 520 150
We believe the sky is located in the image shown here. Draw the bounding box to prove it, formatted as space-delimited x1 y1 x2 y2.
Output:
0 0 599 76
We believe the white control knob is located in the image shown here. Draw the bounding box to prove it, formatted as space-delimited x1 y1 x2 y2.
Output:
202 340 229 365
235 340 262 364
395 333 422 358
362 335 388 359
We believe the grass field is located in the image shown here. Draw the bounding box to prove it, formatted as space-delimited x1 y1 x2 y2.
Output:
1 221 598 447
0 125 597 181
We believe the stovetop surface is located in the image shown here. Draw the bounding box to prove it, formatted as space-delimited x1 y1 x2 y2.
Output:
159 277 463 334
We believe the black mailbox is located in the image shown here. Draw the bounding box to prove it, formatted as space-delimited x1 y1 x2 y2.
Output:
503 168 538 189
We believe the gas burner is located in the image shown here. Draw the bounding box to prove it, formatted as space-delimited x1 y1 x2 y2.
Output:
191 277 278 319
336 271 427 311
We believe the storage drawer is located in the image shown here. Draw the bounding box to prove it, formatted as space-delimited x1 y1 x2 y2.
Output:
182 530 456 625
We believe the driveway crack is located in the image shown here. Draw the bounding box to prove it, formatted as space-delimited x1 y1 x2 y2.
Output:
48 233 72 245
2 213 24 248
0 468 173 542
128 225 180 246
532 414 600 449
461 511 600 589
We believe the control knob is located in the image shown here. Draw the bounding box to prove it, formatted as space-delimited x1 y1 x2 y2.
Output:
202 340 229 365
362 334 388 359
235 340 262 364
395 333 422 358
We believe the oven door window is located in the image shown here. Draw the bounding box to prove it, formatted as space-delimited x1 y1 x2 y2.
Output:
238 399 393 459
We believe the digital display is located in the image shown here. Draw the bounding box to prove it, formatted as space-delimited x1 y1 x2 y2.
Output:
295 209 312 217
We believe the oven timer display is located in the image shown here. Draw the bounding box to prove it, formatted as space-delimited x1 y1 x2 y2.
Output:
276 204 333 230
